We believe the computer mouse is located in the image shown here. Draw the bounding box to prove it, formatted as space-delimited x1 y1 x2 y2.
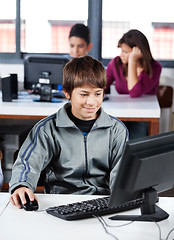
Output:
20 194 39 211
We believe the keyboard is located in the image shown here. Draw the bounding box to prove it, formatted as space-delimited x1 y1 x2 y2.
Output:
46 196 143 221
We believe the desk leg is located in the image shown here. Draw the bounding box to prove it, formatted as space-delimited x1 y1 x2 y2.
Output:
148 119 159 136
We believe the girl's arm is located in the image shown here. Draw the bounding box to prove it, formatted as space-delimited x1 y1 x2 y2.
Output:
127 47 142 90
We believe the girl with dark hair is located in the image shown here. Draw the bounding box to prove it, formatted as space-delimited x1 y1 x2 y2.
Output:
105 29 162 139
105 29 161 98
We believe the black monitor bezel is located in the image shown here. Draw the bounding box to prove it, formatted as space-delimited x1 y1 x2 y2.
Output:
108 131 174 221
109 131 174 207
24 54 70 90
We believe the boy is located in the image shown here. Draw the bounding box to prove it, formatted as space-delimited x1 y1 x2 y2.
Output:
9 56 128 208
69 23 93 58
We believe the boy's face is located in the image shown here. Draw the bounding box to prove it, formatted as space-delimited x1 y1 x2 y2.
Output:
64 85 104 120
69 37 92 58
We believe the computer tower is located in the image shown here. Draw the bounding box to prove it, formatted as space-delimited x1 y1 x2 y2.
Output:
1 74 18 102
11 74 18 99
2 75 12 102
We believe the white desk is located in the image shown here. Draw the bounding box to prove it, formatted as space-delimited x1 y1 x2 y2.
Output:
0 193 174 240
0 92 160 135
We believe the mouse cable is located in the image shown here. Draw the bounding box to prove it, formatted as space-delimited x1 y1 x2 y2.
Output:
0 200 10 216
93 215 119 240
153 220 174 240
164 226 174 240
35 211 174 240
95 215 134 228
35 209 46 213
153 222 162 240
93 215 163 240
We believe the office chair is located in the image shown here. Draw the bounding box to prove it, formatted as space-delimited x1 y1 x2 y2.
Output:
157 85 173 133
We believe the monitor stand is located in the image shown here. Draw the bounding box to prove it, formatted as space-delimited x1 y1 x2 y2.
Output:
109 188 169 222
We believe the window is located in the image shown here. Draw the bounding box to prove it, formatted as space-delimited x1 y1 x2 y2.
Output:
102 0 174 60
1 0 174 64
102 21 129 59
0 0 16 53
152 23 174 59
20 0 88 53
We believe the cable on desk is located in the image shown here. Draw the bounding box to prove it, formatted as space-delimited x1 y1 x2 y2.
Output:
93 215 137 240
95 215 134 228
154 222 162 240
0 200 10 216
36 209 46 213
164 226 174 240
37 209 174 240
152 219 174 240
93 215 119 240
93 215 172 240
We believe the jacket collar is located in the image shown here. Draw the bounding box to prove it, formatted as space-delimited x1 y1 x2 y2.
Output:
56 102 113 129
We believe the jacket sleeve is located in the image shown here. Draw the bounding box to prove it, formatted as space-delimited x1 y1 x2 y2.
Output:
109 121 128 190
9 121 55 194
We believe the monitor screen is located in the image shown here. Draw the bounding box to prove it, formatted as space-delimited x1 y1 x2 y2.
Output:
109 131 174 222
24 54 70 91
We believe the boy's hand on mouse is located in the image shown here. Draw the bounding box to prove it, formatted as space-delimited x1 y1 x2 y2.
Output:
10 187 37 209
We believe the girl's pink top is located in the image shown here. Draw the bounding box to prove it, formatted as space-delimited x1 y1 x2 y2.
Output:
106 56 162 98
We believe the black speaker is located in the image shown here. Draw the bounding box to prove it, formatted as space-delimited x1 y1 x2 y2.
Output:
10 74 18 99
1 74 18 102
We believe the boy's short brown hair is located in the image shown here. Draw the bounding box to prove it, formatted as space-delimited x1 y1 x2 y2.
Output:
62 56 107 97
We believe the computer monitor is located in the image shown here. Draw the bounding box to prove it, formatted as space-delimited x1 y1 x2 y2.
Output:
108 131 174 222
24 54 70 101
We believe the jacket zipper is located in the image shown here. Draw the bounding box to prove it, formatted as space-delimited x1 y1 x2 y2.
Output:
83 134 88 183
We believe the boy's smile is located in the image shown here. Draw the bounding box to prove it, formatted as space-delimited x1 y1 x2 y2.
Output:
64 85 104 120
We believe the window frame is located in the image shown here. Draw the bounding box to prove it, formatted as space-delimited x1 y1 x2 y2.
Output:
0 0 21 62
0 0 174 68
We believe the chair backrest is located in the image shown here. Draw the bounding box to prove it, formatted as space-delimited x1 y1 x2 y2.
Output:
157 85 174 133
157 85 173 108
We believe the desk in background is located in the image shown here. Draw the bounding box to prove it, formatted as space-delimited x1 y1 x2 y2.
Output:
0 193 174 240
0 92 160 136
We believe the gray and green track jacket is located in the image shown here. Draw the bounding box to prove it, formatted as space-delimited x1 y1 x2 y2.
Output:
9 103 128 195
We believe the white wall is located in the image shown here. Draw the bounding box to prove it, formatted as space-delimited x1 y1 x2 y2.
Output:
0 63 24 91
0 63 24 82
